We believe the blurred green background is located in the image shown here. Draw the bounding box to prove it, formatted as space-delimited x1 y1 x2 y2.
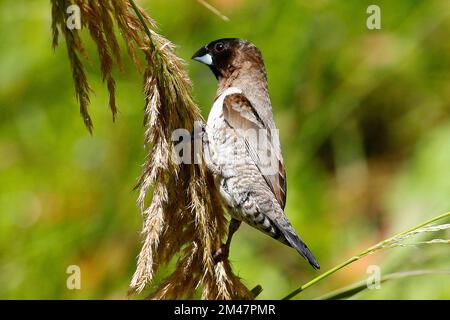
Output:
0 0 449 299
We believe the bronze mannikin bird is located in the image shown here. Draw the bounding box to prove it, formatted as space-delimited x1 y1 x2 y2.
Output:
192 38 320 269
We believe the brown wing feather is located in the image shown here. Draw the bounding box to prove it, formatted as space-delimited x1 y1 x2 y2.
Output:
223 93 287 209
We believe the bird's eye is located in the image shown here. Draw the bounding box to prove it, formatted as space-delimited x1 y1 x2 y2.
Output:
215 42 225 52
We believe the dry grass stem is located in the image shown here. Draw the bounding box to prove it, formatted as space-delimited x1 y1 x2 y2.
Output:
197 0 230 22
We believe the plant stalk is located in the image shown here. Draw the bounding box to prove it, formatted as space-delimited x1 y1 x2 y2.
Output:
128 0 156 51
282 211 450 300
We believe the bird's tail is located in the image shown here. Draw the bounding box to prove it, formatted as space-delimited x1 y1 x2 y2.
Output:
272 218 320 269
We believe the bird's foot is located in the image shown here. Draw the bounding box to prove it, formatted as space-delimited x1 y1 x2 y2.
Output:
213 244 230 263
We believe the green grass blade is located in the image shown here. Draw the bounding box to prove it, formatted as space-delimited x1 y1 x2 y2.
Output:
282 211 450 300
316 270 450 300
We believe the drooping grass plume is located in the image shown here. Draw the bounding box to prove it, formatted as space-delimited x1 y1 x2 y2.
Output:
51 0 253 299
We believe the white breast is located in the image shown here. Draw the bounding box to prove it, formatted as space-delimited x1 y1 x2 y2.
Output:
204 87 246 179
207 87 242 128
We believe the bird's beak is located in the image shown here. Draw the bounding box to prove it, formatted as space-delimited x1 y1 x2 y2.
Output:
191 46 213 65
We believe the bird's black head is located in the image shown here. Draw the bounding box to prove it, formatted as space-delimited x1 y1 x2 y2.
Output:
192 38 263 80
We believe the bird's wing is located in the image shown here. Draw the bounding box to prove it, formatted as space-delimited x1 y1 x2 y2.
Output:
223 93 287 209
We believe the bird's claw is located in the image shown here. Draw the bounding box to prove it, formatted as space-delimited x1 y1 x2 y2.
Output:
213 244 229 263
